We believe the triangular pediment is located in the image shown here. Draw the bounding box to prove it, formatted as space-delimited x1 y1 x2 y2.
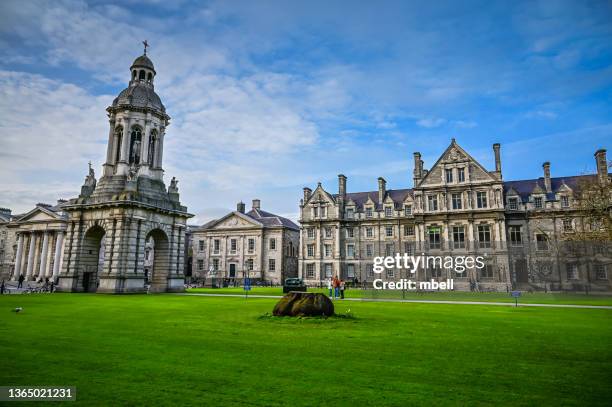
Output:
532 183 545 194
403 194 414 203
17 206 62 223
365 196 376 206
419 140 497 186
557 182 573 193
206 212 263 230
307 183 336 205
506 187 519 196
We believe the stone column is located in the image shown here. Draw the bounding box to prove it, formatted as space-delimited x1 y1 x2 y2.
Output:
141 119 151 168
37 232 50 281
25 233 37 280
52 231 65 281
120 118 131 162
12 233 24 280
156 127 165 168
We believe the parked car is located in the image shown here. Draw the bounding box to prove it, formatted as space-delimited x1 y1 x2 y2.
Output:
283 278 307 293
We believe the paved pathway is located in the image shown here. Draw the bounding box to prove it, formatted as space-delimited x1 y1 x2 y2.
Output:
179 293 612 309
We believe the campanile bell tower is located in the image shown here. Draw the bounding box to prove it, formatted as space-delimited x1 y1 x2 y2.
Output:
58 44 193 293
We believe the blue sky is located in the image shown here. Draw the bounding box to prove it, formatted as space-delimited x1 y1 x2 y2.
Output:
0 0 611 223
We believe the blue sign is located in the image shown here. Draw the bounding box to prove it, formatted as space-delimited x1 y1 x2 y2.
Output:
244 278 251 291
511 291 521 298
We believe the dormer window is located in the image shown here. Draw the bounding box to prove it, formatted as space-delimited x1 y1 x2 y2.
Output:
534 197 543 209
312 207 318 218
508 197 518 210
385 207 393 217
365 207 373 218
346 208 354 219
561 196 569 208
445 168 453 183
404 205 412 216
321 206 327 218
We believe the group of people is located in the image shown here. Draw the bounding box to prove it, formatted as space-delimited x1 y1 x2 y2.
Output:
0 275 56 294
327 276 346 299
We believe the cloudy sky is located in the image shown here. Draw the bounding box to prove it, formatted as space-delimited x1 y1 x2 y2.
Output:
1 0 611 223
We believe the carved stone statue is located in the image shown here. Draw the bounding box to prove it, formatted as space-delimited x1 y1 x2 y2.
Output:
127 164 138 182
84 161 97 188
169 176 179 193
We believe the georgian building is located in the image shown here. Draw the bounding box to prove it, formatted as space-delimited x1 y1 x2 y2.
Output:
298 140 610 292
191 200 299 285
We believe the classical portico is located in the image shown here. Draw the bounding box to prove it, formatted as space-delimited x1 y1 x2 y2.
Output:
9 204 67 282
57 48 192 293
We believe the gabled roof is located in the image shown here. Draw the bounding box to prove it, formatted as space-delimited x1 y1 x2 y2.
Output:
419 139 496 186
14 204 67 223
334 189 413 210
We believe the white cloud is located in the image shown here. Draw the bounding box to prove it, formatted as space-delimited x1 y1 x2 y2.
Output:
416 117 446 128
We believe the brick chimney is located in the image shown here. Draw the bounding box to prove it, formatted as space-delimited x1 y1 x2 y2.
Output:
378 177 386 205
252 199 261 210
595 149 608 184
236 202 245 213
543 162 552 193
493 143 501 174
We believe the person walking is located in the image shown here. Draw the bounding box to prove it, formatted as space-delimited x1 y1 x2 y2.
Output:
327 277 333 298
18 274 25 289
333 276 340 299
1 280 5 295
340 280 345 299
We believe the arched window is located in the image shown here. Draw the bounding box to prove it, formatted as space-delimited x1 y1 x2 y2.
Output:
129 127 142 164
132 70 137 79
148 130 157 167
147 72 152 82
139 70 145 80
114 127 123 164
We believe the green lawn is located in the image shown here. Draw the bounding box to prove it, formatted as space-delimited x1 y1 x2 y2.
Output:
1 294 611 406
187 286 612 306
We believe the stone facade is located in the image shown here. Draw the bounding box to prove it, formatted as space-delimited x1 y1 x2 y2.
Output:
55 51 192 293
191 200 299 285
0 208 16 281
299 140 611 292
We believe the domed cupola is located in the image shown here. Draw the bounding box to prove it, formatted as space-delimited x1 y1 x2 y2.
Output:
110 42 166 114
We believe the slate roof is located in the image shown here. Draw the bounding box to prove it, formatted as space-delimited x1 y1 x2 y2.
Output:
503 174 601 202
198 208 299 231
333 189 413 211
245 209 299 230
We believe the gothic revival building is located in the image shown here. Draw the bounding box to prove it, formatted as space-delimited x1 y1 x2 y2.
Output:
191 200 299 285
298 140 610 292
50 50 192 293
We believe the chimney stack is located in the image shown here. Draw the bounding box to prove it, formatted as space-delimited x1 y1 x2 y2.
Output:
543 162 552 193
378 177 386 205
595 149 608 184
303 187 312 203
252 199 261 210
237 202 245 213
413 152 423 186
493 143 501 174
338 174 347 198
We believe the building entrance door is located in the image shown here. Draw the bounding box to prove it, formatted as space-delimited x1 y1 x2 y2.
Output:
229 264 236 279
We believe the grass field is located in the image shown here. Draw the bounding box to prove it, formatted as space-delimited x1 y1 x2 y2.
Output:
187 286 612 306
1 293 611 406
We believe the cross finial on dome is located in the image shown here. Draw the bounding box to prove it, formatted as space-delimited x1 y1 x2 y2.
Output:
143 40 149 55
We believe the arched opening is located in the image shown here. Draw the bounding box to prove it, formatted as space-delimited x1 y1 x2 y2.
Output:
114 126 123 164
145 229 170 292
129 126 142 164
148 130 157 166
147 72 152 82
139 69 146 80
80 225 105 292
132 70 137 79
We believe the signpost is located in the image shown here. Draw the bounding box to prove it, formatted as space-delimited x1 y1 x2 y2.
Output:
511 290 521 307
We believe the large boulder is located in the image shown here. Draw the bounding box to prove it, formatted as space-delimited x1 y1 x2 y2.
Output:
273 292 334 317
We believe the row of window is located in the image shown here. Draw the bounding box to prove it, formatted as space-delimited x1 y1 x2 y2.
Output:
196 258 277 272
197 238 277 253
508 195 571 210
303 263 495 279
